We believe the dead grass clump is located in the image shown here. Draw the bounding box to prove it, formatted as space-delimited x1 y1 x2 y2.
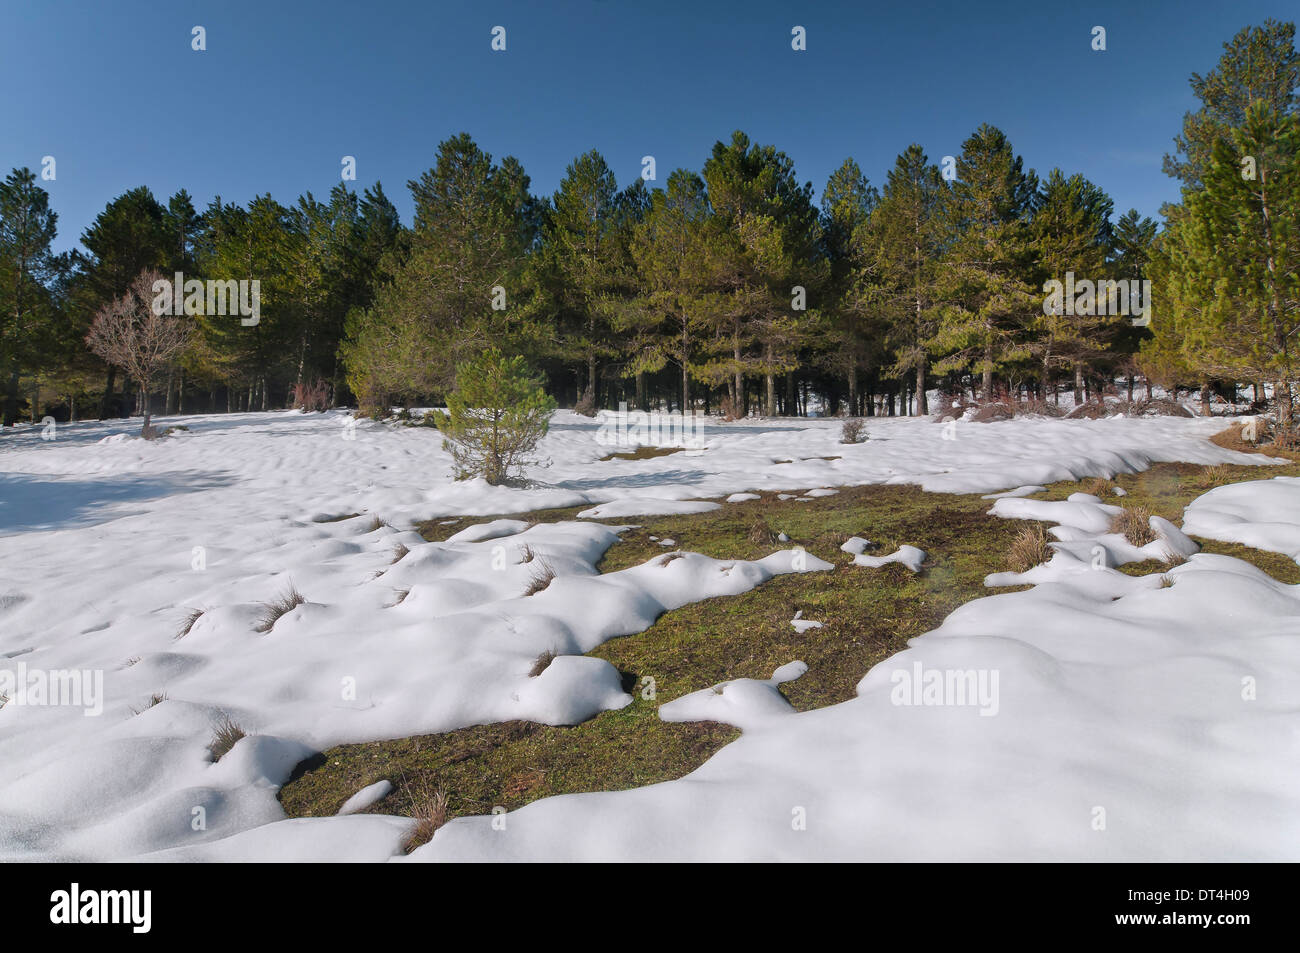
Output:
1161 549 1189 567
1195 465 1232 490
255 583 306 633
840 418 867 444
659 552 686 566
209 714 246 761
970 401 1014 423
176 607 205 640
390 542 409 564
403 782 450 853
517 543 536 564
388 589 410 607
131 692 168 715
1079 476 1113 497
1005 524 1054 573
1110 505 1158 546
529 651 556 677
748 517 779 546
523 558 556 596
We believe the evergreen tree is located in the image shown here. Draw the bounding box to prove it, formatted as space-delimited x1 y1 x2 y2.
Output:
819 158 878 414
0 168 62 425
1031 168 1114 402
1164 19 1300 190
931 125 1038 399
626 169 712 411
856 145 948 415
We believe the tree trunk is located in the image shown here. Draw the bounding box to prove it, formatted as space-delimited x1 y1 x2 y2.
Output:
98 367 117 420
1073 364 1084 404
915 359 928 415
1200 383 1212 417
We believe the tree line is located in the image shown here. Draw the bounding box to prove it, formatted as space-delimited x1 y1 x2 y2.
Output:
0 20 1295 429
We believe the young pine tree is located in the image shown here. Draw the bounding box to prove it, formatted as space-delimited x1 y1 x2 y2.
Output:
438 348 557 485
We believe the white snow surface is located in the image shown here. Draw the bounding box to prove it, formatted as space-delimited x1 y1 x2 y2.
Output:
0 408 1289 861
1183 476 1300 562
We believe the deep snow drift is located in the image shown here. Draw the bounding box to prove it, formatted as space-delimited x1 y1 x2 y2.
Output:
0 408 1290 861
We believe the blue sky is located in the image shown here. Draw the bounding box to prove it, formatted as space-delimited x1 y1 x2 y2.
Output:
2 0 1296 253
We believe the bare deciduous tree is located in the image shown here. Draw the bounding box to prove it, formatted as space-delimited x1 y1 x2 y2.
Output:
85 269 191 437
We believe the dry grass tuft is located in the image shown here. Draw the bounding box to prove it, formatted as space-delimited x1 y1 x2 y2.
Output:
748 517 779 546
1161 548 1189 567
1005 523 1054 573
176 607 205 640
255 583 306 633
1079 476 1113 497
659 552 686 567
390 542 409 564
403 781 450 853
131 692 168 716
209 714 245 761
517 543 535 564
388 589 410 607
529 651 556 677
523 558 556 596
1195 465 1232 490
1159 575 1175 588
1110 505 1158 546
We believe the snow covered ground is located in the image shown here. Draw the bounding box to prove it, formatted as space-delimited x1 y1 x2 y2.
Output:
0 408 1293 861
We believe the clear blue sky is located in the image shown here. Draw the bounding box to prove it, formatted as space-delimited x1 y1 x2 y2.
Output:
2 0 1296 253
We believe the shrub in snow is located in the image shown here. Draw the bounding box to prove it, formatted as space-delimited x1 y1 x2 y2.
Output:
290 378 330 412
438 348 556 486
840 418 867 443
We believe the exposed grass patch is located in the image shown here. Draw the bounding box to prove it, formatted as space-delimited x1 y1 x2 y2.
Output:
599 446 688 462
281 449 1300 829
283 482 1038 824
255 583 306 633
388 589 410 607
313 512 361 523
209 715 245 762
390 542 409 564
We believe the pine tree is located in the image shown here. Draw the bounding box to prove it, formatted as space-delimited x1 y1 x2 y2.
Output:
819 158 878 414
698 131 824 416
438 347 556 485
0 168 61 425
1164 19 1300 190
856 145 948 415
930 125 1038 400
624 170 711 412
1031 169 1114 403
